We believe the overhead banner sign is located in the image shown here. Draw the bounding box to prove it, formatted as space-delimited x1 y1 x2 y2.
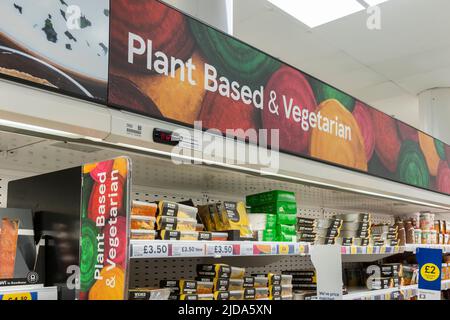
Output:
107 0 450 196
0 1 449 196
79 157 131 300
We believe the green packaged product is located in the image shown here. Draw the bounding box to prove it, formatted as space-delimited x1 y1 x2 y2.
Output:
249 202 297 215
246 190 296 206
277 213 297 225
263 229 277 241
276 224 296 236
277 232 296 242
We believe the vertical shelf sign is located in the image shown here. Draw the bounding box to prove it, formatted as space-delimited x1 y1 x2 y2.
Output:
310 245 343 300
417 248 443 300
79 157 131 300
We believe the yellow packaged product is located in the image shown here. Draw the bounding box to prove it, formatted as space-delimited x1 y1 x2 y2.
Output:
158 201 198 220
156 216 197 231
219 202 253 238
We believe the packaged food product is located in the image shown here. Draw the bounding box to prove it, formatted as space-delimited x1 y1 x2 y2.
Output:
420 212 434 231
413 229 422 244
228 279 244 291
195 223 205 232
131 216 156 230
336 213 371 223
131 229 157 240
277 214 297 226
160 280 197 294
281 275 293 285
219 202 253 238
279 232 296 242
196 281 214 294
229 290 244 300
197 264 245 279
250 202 297 215
213 278 230 291
269 285 282 298
131 201 157 217
249 214 275 231
255 287 269 299
0 218 19 279
129 288 171 300
316 218 343 229
214 291 230 300
211 232 229 241
254 276 269 288
243 277 255 288
316 228 340 238
281 284 293 296
246 190 296 206
276 224 296 235
179 294 214 300
159 230 199 241
197 204 230 232
158 201 198 220
156 216 197 231
297 217 316 226
315 236 336 245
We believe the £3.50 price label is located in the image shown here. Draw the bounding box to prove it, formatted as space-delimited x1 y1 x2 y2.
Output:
1 292 36 300
133 243 169 258
172 243 205 257
206 244 234 256
420 263 440 282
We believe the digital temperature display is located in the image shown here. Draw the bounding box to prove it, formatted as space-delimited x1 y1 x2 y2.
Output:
153 128 180 146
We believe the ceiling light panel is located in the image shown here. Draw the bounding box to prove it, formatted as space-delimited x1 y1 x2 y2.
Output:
268 0 365 28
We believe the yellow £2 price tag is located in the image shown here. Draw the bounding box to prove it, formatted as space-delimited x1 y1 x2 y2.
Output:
420 263 440 282
2 292 32 300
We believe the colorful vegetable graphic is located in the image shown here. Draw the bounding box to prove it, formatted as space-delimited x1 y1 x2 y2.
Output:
398 141 430 189
310 99 367 171
418 132 441 176
189 19 281 87
308 77 355 112
371 109 401 173
110 0 194 72
88 267 125 300
353 101 375 161
262 66 317 153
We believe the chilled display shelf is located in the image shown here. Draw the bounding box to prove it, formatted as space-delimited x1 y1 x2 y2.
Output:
0 285 58 300
130 240 310 259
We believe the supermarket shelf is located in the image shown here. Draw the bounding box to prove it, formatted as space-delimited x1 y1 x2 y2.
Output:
0 285 58 300
343 281 450 300
130 240 309 259
404 244 450 253
130 241 448 260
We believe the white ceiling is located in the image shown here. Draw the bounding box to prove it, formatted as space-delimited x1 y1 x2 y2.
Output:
233 0 450 128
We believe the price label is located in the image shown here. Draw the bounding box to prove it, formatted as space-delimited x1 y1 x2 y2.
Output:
1 292 34 300
206 244 234 256
278 245 290 255
171 243 204 257
351 247 357 255
240 243 254 256
367 246 374 254
133 242 169 258
420 263 440 282
380 246 387 254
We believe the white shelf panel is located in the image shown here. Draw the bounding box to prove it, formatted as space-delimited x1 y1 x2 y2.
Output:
0 285 57 300
404 244 450 253
130 240 309 259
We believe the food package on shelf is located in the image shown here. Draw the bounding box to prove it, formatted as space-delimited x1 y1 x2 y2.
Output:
197 264 245 279
220 202 253 239
158 201 198 220
131 216 156 230
160 279 197 294
156 216 197 231
131 201 158 217
197 203 230 232
0 218 19 279
131 230 157 240
128 288 171 300
248 214 277 231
